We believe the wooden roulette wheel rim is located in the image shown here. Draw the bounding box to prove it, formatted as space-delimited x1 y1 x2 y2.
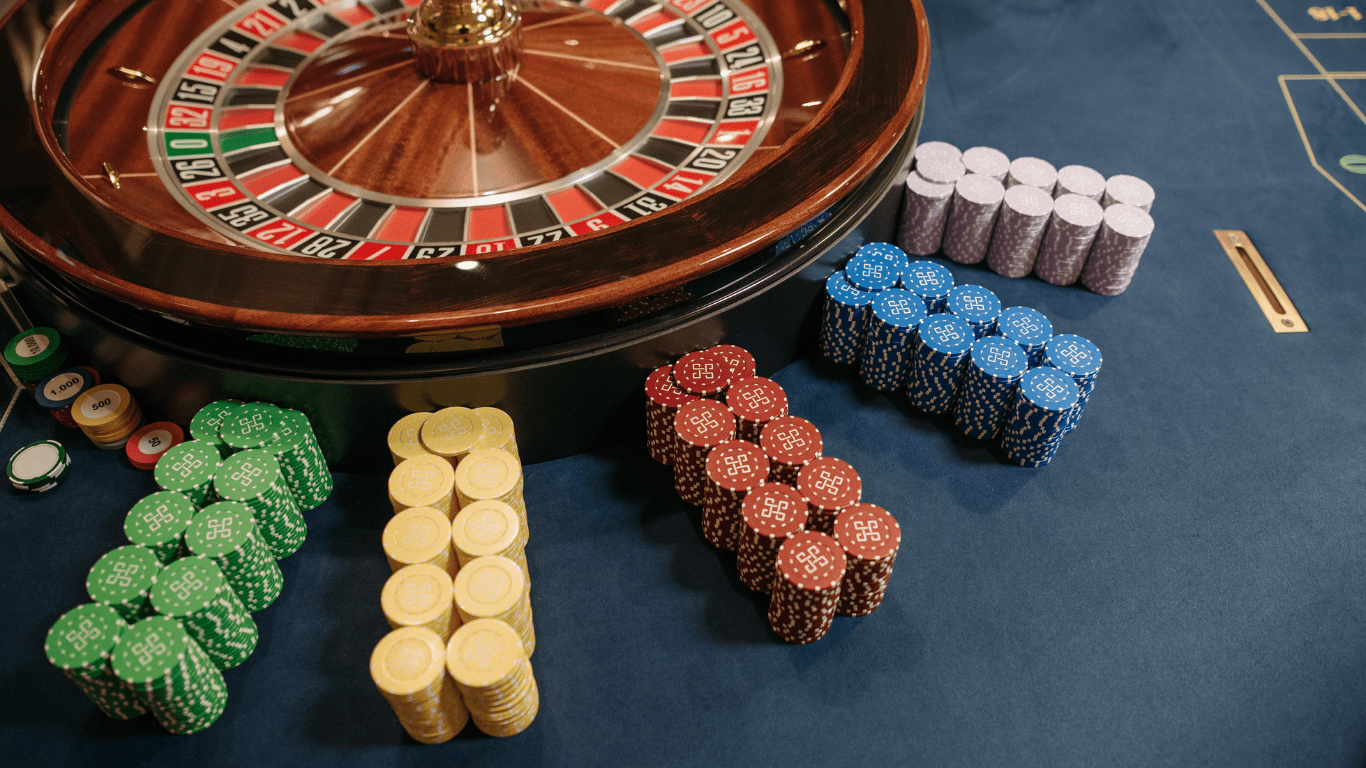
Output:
0 0 929 367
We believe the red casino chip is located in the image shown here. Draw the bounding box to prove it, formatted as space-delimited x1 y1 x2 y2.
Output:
702 440 769 550
758 415 822 485
796 457 863 534
672 349 734 398
707 344 757 381
645 364 698 465
672 399 736 506
769 531 845 644
125 421 186 470
833 504 901 616
774 530 846 591
736 482 808 593
726 377 788 443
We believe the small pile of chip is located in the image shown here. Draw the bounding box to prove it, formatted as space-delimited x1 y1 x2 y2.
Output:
188 400 239 458
86 545 162 622
446 619 540 737
833 504 902 616
816 243 1106 466
72 384 143 449
7 439 71 493
768 532 846 644
375 407 540 740
4 326 67 382
267 409 333 509
33 366 98 427
123 490 198 563
150 556 259 670
383 563 457 641
213 450 307 559
44 604 148 720
371 626 470 744
899 140 1156 295
125 421 184 470
154 440 223 506
185 501 284 613
642 343 906 644
111 616 228 734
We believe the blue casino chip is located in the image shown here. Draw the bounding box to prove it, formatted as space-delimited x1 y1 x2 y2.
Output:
945 284 1001 338
969 337 1027 380
855 242 909 278
916 314 975 356
901 260 954 312
996 306 1053 363
820 270 877 365
1044 334 1102 378
825 271 873 308
844 251 900 292
1017 367 1080 412
870 288 928 328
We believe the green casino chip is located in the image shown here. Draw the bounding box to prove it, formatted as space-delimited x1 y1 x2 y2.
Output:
8 439 68 492
154 441 222 506
218 402 281 451
124 491 197 563
112 616 228 733
214 450 307 558
150 556 259 670
189 399 242 457
86 546 164 622
4 327 67 382
45 604 149 720
185 503 283 612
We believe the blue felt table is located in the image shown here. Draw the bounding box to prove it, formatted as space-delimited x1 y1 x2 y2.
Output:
4 0 1366 765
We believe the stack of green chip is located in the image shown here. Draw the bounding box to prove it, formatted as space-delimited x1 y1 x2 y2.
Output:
86 546 163 622
153 441 223 507
268 409 334 510
218 402 282 453
184 502 283 613
4 327 67 382
111 616 227 734
44 604 149 720
212 450 307 558
189 400 242 458
123 491 198 564
150 556 258 670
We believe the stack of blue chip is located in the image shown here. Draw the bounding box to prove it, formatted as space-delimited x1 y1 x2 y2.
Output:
945 284 1002 339
953 337 1028 440
901 260 955 313
853 242 910 283
995 306 1053 366
1043 334 1103 432
859 289 928 391
905 313 975 414
844 248 901 292
819 271 877 365
1000 367 1079 466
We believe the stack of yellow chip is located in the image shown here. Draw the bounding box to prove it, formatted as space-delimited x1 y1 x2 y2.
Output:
370 626 469 743
454 448 526 523
382 564 458 641
452 500 528 584
420 407 480 468
387 413 433 466
71 384 144 449
471 407 520 461
389 455 456 516
383 506 457 576
445 619 539 737
453 555 534 657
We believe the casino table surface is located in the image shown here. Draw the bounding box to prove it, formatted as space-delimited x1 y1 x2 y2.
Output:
3 0 1366 765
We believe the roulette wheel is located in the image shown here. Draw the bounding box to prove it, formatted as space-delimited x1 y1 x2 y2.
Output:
0 0 928 466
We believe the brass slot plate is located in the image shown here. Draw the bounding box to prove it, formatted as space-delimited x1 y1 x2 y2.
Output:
1214 230 1308 333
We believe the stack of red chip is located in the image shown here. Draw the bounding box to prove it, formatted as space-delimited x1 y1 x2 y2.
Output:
727 377 789 443
759 416 823 486
736 482 808 593
701 441 770 550
673 349 734 400
645 365 699 465
125 421 186 470
796 457 863 535
768 531 846 644
708 344 756 382
833 503 902 616
672 399 736 506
